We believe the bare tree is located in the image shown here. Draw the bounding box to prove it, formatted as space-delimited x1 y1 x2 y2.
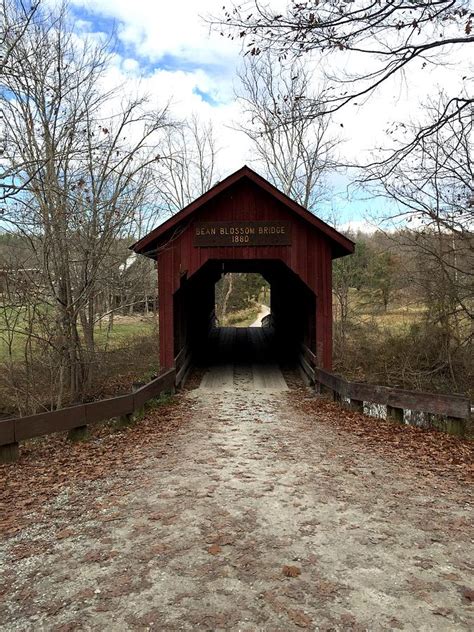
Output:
369 95 473 240
216 272 234 324
333 236 372 353
366 94 473 386
1 0 42 202
0 0 40 75
157 115 220 214
236 55 338 210
0 3 171 406
216 0 474 170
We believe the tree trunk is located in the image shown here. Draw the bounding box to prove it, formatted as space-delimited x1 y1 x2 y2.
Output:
220 274 234 325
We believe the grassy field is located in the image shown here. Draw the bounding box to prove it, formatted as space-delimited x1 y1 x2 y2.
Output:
0 312 159 414
220 304 261 327
0 294 427 363
221 290 427 333
355 306 426 331
332 290 472 398
0 310 156 362
93 315 156 348
337 290 427 332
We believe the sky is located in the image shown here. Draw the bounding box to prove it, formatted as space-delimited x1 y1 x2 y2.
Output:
51 0 472 232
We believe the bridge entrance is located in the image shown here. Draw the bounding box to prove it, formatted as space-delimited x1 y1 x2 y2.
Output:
131 166 354 384
173 258 316 368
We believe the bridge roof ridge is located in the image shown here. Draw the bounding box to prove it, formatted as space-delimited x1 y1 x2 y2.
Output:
130 165 355 258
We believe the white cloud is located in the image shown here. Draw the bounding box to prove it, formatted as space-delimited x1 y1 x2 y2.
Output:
121 57 140 74
71 0 240 67
62 0 471 213
66 0 254 176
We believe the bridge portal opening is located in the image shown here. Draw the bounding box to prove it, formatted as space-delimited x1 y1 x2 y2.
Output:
215 272 270 328
173 259 316 369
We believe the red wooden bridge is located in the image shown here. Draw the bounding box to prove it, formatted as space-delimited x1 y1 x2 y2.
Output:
131 165 354 374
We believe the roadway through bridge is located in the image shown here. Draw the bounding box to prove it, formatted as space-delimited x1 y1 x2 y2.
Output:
199 327 289 393
1 360 472 630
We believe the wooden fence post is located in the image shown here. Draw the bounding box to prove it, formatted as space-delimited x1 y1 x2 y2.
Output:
350 399 364 413
444 417 466 438
132 382 146 419
0 442 19 463
319 384 332 398
117 413 134 428
387 405 404 424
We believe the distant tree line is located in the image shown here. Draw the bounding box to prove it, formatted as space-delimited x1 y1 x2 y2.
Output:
333 228 472 397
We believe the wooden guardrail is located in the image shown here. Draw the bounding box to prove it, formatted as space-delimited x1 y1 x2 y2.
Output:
0 368 176 463
299 345 472 438
175 345 192 387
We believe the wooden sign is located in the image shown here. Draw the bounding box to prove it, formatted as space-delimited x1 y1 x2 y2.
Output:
193 221 291 247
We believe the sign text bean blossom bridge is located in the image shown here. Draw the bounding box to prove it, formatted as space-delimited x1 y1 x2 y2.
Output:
193 221 292 247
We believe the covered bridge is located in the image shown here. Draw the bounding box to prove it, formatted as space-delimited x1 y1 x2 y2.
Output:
131 166 354 377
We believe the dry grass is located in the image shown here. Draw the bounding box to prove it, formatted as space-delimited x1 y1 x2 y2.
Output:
333 291 473 398
220 304 261 327
0 316 160 416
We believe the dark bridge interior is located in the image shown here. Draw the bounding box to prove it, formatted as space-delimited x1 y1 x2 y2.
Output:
173 259 316 369
206 327 277 366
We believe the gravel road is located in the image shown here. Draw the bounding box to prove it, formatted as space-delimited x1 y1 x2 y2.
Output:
1 375 472 631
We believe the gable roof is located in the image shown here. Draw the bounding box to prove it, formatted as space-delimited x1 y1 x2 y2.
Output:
130 165 355 258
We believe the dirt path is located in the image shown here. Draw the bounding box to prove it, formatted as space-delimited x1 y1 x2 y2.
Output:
249 304 270 328
1 382 473 631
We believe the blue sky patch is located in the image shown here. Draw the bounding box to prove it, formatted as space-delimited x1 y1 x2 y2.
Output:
71 6 117 39
193 87 220 107
151 53 232 80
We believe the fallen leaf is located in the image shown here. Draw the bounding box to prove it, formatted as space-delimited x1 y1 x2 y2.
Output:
288 608 311 628
460 587 474 602
56 528 75 540
208 544 222 555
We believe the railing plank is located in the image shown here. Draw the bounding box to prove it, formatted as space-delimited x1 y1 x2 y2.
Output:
314 368 349 398
299 355 315 383
300 344 317 367
15 405 87 441
176 353 192 387
133 369 176 408
174 347 187 371
84 394 134 425
315 370 471 421
386 388 470 419
0 419 15 445
0 368 177 450
349 382 390 406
